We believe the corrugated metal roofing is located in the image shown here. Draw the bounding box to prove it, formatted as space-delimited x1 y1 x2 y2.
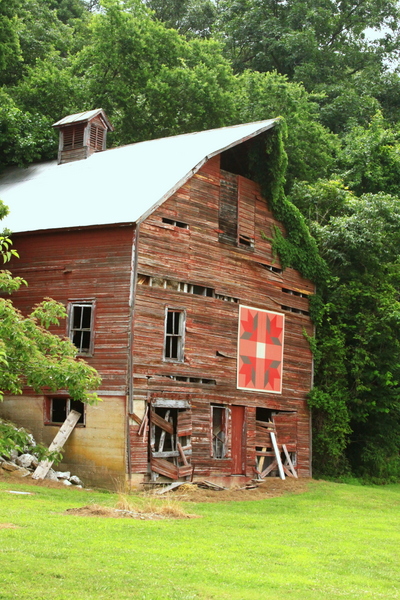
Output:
52 109 107 127
0 119 276 234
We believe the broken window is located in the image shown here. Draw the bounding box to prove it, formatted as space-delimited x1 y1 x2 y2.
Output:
211 405 228 458
45 398 85 425
164 309 185 361
149 400 192 480
68 302 94 354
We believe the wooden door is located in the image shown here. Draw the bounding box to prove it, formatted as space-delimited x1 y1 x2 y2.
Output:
231 405 246 475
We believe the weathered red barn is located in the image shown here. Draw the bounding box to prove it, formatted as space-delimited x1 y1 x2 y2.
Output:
0 110 314 487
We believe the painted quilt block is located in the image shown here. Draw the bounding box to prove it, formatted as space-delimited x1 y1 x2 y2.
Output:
237 306 284 393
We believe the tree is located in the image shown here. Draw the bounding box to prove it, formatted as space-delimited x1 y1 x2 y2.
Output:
336 111 400 197
0 201 100 404
214 0 400 88
74 0 237 144
293 183 400 479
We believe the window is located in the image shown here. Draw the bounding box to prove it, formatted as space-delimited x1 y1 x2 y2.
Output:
164 309 185 361
211 405 228 458
69 302 94 354
45 398 85 425
162 217 189 229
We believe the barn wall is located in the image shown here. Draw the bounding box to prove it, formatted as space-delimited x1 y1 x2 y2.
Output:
130 154 314 480
0 394 126 487
1 225 135 486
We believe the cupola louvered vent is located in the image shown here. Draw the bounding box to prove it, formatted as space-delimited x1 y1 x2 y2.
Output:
63 124 85 150
52 109 113 165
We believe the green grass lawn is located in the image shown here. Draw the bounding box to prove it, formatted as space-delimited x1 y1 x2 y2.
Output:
0 479 399 600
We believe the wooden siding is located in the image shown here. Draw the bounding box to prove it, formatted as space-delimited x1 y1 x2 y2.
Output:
5 226 135 394
131 153 314 479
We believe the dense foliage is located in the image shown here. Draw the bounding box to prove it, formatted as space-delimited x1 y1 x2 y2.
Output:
1 0 400 479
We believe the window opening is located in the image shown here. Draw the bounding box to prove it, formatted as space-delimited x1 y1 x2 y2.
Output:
162 217 189 229
149 404 192 481
153 374 216 385
238 235 254 248
137 274 239 303
164 309 185 361
211 405 228 459
257 262 282 275
47 398 85 425
282 288 309 298
69 303 94 354
281 305 309 316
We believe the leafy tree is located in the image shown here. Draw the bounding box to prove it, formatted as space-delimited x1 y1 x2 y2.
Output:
0 201 100 404
0 0 23 85
74 0 237 143
294 183 400 479
214 0 400 89
235 70 338 187
337 111 400 197
144 0 217 38
0 89 57 169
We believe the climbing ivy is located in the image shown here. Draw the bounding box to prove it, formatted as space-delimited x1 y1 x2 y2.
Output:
251 119 329 287
250 121 353 476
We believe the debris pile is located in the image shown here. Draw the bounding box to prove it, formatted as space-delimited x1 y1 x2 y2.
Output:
0 420 84 487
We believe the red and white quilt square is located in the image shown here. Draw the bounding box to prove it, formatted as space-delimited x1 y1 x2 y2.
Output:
237 305 284 393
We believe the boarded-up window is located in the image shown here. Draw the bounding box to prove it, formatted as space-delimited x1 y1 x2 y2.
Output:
149 401 192 480
237 176 255 248
219 171 238 244
237 305 284 393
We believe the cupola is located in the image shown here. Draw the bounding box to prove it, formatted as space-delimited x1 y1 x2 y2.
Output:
52 109 113 165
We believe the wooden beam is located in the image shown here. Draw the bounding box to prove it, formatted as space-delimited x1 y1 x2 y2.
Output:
282 444 298 478
32 410 81 480
270 431 285 480
177 442 189 466
261 459 277 478
152 410 173 435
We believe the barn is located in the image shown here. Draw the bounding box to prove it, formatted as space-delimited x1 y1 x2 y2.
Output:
0 110 314 488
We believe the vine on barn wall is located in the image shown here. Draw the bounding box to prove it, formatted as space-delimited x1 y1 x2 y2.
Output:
250 119 328 287
249 120 351 476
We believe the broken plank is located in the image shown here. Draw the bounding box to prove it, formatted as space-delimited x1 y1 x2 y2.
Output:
177 442 189 466
282 444 298 478
151 411 173 434
261 459 278 478
156 482 190 495
270 431 285 480
151 457 179 480
32 410 81 480
138 405 148 436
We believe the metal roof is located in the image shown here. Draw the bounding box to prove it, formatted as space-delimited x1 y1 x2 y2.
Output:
0 119 276 234
52 109 113 130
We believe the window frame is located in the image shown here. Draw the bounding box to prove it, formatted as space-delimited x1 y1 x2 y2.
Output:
44 397 86 427
68 301 95 356
211 404 229 459
163 308 186 362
